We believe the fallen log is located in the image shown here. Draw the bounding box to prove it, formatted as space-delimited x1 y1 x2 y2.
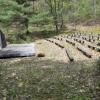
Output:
0 43 36 58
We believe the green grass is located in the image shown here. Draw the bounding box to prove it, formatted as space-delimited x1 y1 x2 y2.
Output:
0 58 100 100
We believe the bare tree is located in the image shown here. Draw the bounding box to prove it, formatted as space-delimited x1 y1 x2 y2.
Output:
45 0 64 33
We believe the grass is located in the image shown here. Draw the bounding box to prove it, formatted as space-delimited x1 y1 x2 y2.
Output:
66 24 100 34
0 58 100 100
75 25 100 34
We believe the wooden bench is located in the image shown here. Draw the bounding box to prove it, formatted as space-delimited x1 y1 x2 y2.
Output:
77 45 92 58
95 47 100 52
65 48 74 62
72 37 85 44
88 44 96 50
47 39 64 48
96 42 100 46
87 42 100 52
55 42 64 48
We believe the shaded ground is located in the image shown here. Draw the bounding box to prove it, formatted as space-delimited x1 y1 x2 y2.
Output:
0 57 100 100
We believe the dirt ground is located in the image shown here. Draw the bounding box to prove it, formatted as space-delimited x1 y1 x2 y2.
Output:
36 39 69 63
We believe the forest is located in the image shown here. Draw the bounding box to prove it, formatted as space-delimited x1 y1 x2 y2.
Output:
0 0 100 100
0 0 100 42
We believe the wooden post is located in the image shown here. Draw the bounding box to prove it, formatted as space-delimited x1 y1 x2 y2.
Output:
0 30 7 49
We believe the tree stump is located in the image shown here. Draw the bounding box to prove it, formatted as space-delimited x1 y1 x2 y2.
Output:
0 30 7 49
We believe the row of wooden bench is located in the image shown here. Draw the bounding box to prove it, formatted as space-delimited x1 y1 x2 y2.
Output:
72 32 100 39
66 35 99 43
46 39 74 62
64 36 85 45
67 32 100 41
63 35 100 52
54 36 93 58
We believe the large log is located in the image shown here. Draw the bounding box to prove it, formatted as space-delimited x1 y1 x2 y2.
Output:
0 43 36 58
